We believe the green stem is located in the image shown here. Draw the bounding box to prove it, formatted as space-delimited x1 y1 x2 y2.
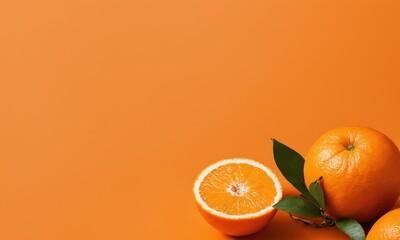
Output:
347 144 355 151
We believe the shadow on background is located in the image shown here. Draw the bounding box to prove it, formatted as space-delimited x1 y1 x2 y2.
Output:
226 197 400 240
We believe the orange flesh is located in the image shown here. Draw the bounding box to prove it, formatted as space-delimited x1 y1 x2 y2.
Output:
199 163 277 215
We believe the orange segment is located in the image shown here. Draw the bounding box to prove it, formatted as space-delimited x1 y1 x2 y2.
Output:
193 158 282 236
199 163 277 215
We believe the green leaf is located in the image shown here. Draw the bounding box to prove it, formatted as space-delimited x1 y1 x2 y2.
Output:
309 177 324 209
335 218 366 240
273 196 321 218
272 139 314 202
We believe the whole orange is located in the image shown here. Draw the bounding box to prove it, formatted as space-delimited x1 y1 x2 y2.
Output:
366 208 400 240
304 126 400 222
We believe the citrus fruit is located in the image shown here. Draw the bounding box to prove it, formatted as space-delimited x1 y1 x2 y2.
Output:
304 126 400 222
366 208 400 240
193 158 282 236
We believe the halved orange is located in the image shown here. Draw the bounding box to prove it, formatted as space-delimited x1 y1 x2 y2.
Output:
193 158 282 236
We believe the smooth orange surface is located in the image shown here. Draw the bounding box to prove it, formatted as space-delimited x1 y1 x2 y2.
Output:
1 1 400 239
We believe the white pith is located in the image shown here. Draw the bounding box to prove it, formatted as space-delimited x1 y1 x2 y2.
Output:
193 158 282 219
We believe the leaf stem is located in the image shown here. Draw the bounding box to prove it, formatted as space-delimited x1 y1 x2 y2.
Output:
289 214 335 229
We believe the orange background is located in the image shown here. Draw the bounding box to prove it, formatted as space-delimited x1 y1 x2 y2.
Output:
1 1 400 239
